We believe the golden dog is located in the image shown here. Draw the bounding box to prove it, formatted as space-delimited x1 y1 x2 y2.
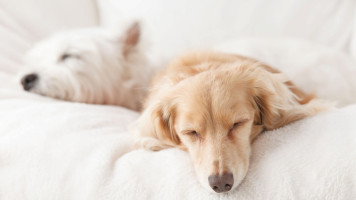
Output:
135 51 330 193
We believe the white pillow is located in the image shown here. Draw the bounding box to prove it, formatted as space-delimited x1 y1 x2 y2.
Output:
350 6 356 59
97 0 355 60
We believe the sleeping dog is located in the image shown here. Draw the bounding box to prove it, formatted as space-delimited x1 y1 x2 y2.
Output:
20 22 152 111
135 51 331 193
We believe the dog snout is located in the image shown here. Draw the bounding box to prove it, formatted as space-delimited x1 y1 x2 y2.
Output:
208 173 234 193
21 73 38 91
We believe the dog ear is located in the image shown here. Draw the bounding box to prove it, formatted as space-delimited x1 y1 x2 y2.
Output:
250 66 331 132
121 22 140 57
135 98 182 151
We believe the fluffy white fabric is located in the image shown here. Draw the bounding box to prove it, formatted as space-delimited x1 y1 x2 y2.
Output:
1 1 356 198
1 91 355 199
0 0 98 41
0 94 138 199
97 0 356 61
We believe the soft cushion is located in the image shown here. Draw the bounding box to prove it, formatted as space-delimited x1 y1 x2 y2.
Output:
1 2 356 197
97 0 355 60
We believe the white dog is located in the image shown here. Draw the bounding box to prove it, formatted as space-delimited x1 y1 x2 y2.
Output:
20 22 152 110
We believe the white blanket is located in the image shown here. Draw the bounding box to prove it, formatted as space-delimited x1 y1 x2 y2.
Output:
1 91 356 200
1 38 356 199
114 106 356 200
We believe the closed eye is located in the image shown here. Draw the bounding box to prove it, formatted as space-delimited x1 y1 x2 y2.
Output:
229 119 248 133
182 130 200 138
59 53 81 62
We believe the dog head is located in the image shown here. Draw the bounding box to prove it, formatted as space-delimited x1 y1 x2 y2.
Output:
20 22 147 110
137 56 329 193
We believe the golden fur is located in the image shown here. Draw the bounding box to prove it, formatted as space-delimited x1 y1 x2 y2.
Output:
135 51 330 192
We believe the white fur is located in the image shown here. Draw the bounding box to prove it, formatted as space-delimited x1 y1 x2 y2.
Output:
20 24 152 110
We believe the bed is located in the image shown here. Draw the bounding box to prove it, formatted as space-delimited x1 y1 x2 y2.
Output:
1 0 356 199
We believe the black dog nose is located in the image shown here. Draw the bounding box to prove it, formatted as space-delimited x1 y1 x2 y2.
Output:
208 173 234 193
21 73 38 91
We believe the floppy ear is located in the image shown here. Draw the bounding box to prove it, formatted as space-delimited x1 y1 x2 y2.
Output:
120 22 140 57
135 99 182 151
250 68 331 131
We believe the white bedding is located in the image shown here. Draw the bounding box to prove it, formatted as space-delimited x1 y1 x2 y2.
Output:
1 38 356 199
98 0 356 62
1 0 356 199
